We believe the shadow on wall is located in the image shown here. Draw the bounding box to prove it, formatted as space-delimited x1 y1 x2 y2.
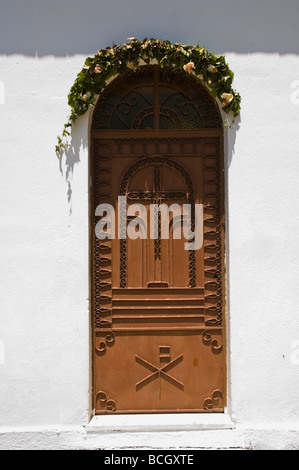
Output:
1 0 299 56
58 114 89 215
227 114 241 168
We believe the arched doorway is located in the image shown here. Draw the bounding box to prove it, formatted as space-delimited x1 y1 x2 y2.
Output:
90 65 225 414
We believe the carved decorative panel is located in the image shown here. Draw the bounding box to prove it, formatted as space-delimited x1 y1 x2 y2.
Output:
119 155 195 288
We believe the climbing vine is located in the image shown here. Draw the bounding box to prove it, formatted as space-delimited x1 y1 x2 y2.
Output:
56 38 241 153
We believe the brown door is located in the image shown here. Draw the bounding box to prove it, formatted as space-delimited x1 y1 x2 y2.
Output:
91 66 225 414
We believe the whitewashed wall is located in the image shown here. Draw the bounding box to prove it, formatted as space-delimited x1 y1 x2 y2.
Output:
0 0 299 450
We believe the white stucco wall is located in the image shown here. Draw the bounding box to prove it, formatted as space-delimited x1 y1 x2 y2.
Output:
0 0 299 450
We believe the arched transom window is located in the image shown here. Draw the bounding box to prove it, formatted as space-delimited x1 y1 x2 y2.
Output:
92 66 223 131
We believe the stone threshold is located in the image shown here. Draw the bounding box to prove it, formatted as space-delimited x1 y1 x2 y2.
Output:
86 412 235 433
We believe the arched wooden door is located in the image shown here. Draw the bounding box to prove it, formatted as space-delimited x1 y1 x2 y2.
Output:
91 66 226 414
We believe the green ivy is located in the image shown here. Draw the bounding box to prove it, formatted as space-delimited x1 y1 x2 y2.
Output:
56 38 241 153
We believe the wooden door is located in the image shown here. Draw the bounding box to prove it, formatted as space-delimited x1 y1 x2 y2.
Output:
91 66 225 414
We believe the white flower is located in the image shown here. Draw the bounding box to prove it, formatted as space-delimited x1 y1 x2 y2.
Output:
81 92 91 101
141 39 151 49
126 62 136 71
208 64 217 73
183 62 195 74
94 65 103 74
221 93 234 105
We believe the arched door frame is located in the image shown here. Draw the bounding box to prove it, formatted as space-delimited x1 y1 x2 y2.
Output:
88 62 230 421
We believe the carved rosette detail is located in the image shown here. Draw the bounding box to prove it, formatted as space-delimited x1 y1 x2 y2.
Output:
202 329 222 353
95 331 115 355
203 389 223 411
95 391 116 413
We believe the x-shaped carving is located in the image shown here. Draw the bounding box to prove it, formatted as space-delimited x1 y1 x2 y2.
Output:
135 353 184 393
